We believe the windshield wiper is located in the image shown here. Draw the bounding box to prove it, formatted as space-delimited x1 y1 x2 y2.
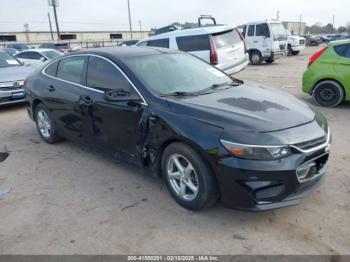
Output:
204 81 241 92
161 91 198 97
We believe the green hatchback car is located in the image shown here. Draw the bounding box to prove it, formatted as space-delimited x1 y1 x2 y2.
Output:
303 40 350 107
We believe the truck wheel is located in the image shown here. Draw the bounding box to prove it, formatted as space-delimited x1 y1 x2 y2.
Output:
249 51 262 65
291 51 300 55
265 58 275 64
313 80 344 107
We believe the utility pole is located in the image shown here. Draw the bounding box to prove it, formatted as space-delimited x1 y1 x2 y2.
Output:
276 10 280 20
24 23 30 42
127 0 133 39
299 14 302 35
48 0 60 40
139 20 142 38
48 12 54 41
332 14 335 33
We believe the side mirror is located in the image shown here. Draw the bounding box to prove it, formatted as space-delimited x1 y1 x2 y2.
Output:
104 88 141 103
40 57 47 62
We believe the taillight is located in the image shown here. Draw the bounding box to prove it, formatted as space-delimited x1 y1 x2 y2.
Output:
308 47 327 67
209 35 218 65
236 29 247 53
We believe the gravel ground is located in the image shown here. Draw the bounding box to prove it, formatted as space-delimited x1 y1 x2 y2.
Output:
0 46 349 255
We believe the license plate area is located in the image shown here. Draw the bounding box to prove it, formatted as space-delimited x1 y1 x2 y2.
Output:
11 91 25 100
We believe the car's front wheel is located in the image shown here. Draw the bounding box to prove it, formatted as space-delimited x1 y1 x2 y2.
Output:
313 80 345 107
249 51 262 65
162 142 219 211
35 103 62 143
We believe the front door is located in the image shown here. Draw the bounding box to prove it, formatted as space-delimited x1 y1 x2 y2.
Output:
78 56 147 161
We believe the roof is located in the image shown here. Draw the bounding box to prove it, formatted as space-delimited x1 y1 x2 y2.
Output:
16 48 59 53
141 25 235 40
246 20 284 25
76 46 181 58
328 39 350 45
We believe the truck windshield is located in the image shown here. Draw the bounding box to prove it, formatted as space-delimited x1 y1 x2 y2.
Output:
270 23 287 41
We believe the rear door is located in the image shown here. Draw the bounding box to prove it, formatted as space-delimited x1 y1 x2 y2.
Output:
211 29 245 70
42 55 88 140
175 34 210 63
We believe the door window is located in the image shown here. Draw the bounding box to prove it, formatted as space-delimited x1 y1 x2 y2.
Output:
146 39 169 48
57 56 87 84
87 56 132 92
247 25 255 36
256 23 270 37
45 60 59 77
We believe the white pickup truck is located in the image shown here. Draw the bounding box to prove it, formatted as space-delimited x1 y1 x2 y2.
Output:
286 30 306 56
242 20 288 65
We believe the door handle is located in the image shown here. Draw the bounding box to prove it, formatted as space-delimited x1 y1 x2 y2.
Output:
79 95 94 105
47 85 55 92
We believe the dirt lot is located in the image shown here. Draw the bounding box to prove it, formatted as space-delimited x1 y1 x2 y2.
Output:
0 47 349 255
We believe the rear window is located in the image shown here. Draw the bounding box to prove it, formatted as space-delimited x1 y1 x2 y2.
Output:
146 39 169 48
176 35 210 52
334 44 350 58
212 29 241 49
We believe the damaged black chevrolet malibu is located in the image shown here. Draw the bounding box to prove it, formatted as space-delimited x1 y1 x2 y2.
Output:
25 47 331 211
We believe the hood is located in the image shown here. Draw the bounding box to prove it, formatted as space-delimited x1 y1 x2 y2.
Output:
0 65 36 83
167 81 315 132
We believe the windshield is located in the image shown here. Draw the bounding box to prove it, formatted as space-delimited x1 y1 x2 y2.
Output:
270 23 287 41
42 50 63 59
0 52 22 68
124 53 232 96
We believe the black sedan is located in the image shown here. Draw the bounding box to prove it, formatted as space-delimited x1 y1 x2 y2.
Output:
25 47 331 211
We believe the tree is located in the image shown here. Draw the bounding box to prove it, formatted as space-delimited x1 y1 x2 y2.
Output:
338 26 347 33
325 23 334 33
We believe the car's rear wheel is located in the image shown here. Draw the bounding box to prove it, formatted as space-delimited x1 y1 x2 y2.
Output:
249 51 262 65
313 80 345 107
35 103 61 143
162 142 219 211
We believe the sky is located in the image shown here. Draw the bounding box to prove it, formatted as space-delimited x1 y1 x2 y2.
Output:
0 0 348 32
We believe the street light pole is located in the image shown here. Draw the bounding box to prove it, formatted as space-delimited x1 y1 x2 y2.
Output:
127 0 133 39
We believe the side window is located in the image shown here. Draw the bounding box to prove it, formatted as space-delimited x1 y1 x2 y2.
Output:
247 25 255 36
137 41 148 47
256 23 270 37
334 44 350 58
242 26 247 38
176 35 210 52
147 39 169 48
57 56 87 84
44 60 59 77
17 51 43 60
87 56 132 92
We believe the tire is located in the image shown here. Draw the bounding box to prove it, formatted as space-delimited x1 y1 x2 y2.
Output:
291 51 300 55
249 51 262 65
313 80 345 107
35 103 62 143
265 58 274 64
287 45 293 56
161 142 219 211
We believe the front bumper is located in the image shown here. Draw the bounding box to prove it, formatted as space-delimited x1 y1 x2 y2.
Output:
291 44 306 51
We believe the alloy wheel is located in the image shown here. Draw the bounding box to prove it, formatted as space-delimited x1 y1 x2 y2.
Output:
37 109 51 138
166 154 199 201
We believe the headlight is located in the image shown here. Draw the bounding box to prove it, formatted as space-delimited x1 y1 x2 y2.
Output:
220 140 292 160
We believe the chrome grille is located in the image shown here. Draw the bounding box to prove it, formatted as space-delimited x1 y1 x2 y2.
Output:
293 136 327 151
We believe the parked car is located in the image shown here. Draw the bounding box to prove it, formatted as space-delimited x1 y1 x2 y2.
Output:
0 51 35 106
137 25 248 75
15 49 63 67
286 30 305 56
0 47 19 56
242 20 288 64
302 35 322 46
117 40 139 46
25 47 330 211
303 40 350 107
6 43 31 51
38 42 72 53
